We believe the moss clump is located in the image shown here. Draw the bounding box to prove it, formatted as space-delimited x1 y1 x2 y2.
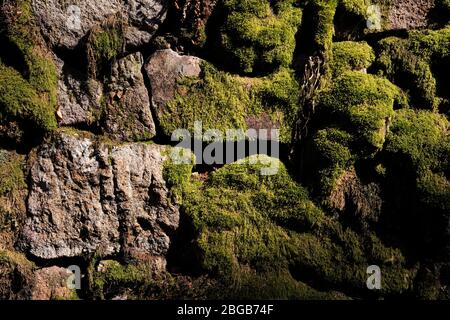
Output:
331 41 375 78
386 110 448 171
283 0 337 99
384 109 450 212
295 0 337 85
375 27 450 111
91 260 152 299
0 0 58 132
376 38 439 111
310 128 353 199
214 0 301 74
0 63 57 131
306 71 405 201
338 0 368 16
311 0 338 52
160 63 300 143
319 71 404 151
171 155 412 298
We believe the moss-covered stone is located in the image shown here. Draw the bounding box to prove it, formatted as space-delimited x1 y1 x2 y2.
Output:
385 109 450 212
298 0 338 84
160 62 300 143
168 155 413 298
375 26 450 111
320 71 404 151
0 150 26 247
86 14 125 77
163 147 195 204
305 71 405 203
311 0 338 52
0 62 57 132
91 260 152 299
0 0 58 133
213 0 302 75
338 0 368 16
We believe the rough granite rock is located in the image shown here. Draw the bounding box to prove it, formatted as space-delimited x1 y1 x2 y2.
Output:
31 0 168 50
31 266 74 300
104 52 156 141
55 55 103 126
388 0 435 30
144 49 201 125
55 52 155 141
21 131 179 270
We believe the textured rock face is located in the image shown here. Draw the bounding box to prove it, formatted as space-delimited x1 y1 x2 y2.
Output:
22 131 179 269
31 266 74 300
55 55 103 126
144 49 201 121
104 52 156 141
55 52 155 141
32 0 168 49
388 0 435 30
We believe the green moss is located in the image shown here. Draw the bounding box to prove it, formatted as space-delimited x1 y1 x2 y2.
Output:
87 15 124 77
376 37 439 110
310 128 353 199
0 150 25 197
304 0 338 85
375 27 450 111
408 26 450 59
163 147 195 204
417 171 450 212
289 224 412 295
331 41 375 78
216 0 302 74
386 109 449 171
307 72 405 200
321 71 406 113
160 63 300 143
313 128 353 169
0 151 26 236
0 62 57 131
385 109 450 212
312 0 338 51
0 0 58 132
320 71 403 152
91 29 123 62
181 156 325 294
92 260 152 299
253 67 302 141
3 0 58 101
338 0 368 16
170 155 412 298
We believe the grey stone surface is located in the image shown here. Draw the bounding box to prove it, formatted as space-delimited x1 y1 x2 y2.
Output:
32 0 168 49
22 131 179 270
